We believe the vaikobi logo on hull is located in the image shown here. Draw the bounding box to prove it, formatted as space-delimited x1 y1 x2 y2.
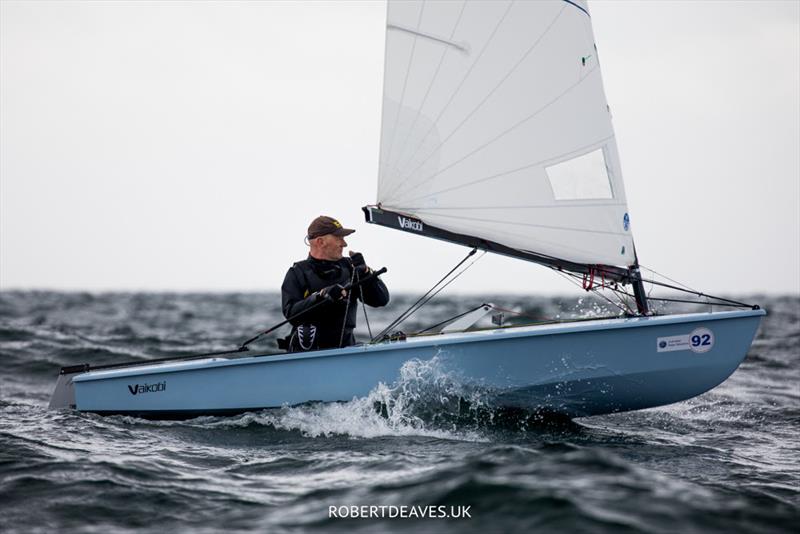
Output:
397 216 423 232
127 381 166 395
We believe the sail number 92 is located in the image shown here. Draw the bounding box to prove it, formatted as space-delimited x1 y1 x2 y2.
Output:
689 328 714 353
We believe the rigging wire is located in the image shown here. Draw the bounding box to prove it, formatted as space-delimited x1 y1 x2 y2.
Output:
408 249 488 316
417 303 488 334
551 261 757 311
630 295 752 308
639 263 713 312
372 248 485 341
552 267 633 315
375 249 487 341
638 278 754 308
373 247 476 340
577 283 755 310
639 263 698 293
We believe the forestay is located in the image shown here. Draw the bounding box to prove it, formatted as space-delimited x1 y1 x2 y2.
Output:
376 0 636 268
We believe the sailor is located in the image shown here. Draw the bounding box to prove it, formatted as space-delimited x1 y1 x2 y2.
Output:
280 215 390 352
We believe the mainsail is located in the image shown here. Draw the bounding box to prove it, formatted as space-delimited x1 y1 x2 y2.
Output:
367 0 636 276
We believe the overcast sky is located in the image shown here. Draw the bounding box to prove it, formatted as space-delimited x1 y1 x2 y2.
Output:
1 0 798 296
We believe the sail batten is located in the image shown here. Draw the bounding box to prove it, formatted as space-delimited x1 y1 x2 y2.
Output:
373 0 636 269
387 23 469 52
379 1 515 198
386 4 570 196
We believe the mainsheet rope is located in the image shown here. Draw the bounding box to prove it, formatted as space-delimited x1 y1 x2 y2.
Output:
338 265 357 349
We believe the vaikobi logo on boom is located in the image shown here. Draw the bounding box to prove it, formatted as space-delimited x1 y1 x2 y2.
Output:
127 381 166 395
397 216 423 232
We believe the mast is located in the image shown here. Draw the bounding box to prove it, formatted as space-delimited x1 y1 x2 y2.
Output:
630 264 649 315
630 245 649 314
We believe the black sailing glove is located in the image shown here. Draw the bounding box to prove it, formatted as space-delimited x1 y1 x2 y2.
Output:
349 252 369 275
319 284 347 302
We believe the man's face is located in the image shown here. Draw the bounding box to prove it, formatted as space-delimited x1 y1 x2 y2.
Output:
315 234 347 261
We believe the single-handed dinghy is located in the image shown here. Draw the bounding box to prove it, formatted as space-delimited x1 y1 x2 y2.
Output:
50 0 764 419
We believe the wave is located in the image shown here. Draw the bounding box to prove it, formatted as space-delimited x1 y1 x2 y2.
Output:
115 356 577 441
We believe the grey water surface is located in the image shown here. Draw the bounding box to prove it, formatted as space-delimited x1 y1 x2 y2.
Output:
1 291 797 533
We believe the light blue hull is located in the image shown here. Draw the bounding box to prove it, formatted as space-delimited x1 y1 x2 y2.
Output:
56 310 764 419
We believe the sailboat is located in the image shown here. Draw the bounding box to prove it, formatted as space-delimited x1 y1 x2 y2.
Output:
49 0 764 419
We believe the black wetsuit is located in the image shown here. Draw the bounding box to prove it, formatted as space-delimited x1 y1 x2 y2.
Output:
280 256 390 352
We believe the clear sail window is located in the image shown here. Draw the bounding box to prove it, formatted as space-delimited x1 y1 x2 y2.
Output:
546 149 614 200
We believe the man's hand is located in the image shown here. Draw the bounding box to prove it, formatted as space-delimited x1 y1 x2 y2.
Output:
349 251 369 275
319 283 347 302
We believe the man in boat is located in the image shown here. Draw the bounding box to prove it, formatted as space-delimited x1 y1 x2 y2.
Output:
279 215 390 352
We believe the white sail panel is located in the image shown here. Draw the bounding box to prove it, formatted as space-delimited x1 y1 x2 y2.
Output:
376 0 635 267
547 148 613 200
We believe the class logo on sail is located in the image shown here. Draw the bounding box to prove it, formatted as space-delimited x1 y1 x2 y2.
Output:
127 381 166 395
397 216 423 232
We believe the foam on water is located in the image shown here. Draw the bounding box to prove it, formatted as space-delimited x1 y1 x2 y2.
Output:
161 355 490 441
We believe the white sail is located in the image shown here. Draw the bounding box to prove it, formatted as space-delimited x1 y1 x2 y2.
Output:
376 0 635 267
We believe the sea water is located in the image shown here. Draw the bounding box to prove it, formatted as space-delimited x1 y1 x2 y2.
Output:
1 292 797 532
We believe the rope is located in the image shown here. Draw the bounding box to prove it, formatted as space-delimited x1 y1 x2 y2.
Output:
372 247 476 340
554 267 633 315
352 268 374 340
361 290 373 340
338 265 357 348
372 248 484 341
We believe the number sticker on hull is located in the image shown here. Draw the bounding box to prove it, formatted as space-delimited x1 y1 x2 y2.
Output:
688 328 714 353
657 327 715 353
